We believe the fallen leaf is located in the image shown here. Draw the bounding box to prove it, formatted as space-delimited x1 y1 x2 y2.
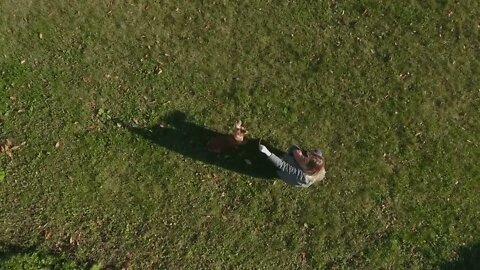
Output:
44 229 52 240
1 139 25 158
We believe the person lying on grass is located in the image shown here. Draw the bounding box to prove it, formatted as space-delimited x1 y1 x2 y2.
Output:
259 144 325 187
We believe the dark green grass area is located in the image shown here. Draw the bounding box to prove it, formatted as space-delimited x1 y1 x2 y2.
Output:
0 244 91 270
1 0 479 268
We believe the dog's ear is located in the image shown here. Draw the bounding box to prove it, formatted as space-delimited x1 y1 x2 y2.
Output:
234 120 242 129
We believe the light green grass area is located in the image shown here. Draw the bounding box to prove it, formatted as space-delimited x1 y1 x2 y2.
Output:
1 0 479 268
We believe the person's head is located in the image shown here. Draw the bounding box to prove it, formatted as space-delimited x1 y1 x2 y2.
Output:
302 149 325 175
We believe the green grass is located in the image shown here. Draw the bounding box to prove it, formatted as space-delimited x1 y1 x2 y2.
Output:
1 0 479 268
0 245 87 270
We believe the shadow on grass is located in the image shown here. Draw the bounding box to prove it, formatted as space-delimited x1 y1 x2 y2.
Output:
440 243 480 270
0 243 35 260
116 111 283 180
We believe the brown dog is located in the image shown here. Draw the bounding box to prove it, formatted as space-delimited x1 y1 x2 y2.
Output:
206 120 247 153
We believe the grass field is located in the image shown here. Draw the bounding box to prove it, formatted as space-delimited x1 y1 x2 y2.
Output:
1 0 479 269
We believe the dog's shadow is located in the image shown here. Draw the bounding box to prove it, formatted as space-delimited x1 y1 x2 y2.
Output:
116 111 283 180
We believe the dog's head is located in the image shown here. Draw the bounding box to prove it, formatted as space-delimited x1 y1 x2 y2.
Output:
233 120 247 142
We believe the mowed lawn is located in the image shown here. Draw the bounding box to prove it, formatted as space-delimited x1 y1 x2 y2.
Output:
1 0 479 268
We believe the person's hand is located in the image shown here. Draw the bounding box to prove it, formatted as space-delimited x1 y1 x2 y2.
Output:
259 144 272 156
287 145 301 155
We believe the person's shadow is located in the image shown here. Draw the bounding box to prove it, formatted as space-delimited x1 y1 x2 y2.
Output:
116 111 283 180
439 242 480 270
